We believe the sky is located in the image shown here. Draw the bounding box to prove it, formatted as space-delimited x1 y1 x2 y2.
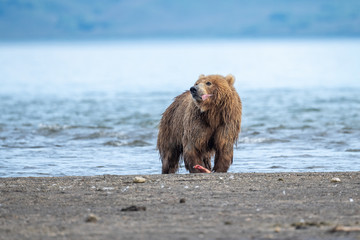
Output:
0 0 360 41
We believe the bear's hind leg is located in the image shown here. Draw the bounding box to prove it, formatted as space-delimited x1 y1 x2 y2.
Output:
213 147 233 173
161 148 181 174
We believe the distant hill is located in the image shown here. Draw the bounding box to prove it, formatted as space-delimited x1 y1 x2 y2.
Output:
0 0 359 40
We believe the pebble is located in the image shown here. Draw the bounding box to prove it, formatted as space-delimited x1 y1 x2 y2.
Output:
85 214 98 223
330 177 341 183
133 177 146 183
121 205 146 212
121 186 129 192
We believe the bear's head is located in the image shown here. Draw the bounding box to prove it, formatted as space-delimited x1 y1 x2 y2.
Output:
190 74 236 112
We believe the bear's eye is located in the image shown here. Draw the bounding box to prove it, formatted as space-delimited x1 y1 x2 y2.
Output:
206 82 212 86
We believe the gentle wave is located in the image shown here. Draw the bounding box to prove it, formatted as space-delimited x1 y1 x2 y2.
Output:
346 149 360 152
104 140 150 147
72 131 125 140
37 124 73 135
270 154 314 159
238 137 290 144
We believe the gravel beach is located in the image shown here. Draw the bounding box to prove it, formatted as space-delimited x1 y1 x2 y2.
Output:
1 172 359 240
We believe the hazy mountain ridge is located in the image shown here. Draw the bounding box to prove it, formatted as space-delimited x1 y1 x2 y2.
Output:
0 0 359 40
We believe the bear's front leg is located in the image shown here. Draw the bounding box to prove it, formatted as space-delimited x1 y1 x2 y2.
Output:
213 144 233 173
183 147 209 173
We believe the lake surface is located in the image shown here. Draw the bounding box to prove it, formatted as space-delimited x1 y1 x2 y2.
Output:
0 39 359 177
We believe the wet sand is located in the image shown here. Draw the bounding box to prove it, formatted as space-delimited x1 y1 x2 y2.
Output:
0 172 359 240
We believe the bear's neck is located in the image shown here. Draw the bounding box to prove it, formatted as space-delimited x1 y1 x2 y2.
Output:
200 104 230 128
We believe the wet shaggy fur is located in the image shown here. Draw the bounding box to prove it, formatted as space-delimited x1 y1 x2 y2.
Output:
157 74 242 173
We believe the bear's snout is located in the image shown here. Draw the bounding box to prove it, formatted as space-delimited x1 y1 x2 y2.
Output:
190 86 197 94
190 86 201 101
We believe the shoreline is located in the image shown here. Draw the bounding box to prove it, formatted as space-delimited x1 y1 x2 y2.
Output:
1 172 359 239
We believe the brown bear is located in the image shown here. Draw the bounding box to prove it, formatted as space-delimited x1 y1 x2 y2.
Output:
157 74 242 173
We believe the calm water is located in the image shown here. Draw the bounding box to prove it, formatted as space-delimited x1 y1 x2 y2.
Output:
0 40 359 177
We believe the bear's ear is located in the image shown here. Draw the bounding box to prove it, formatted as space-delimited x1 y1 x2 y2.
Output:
199 74 205 79
225 74 235 85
